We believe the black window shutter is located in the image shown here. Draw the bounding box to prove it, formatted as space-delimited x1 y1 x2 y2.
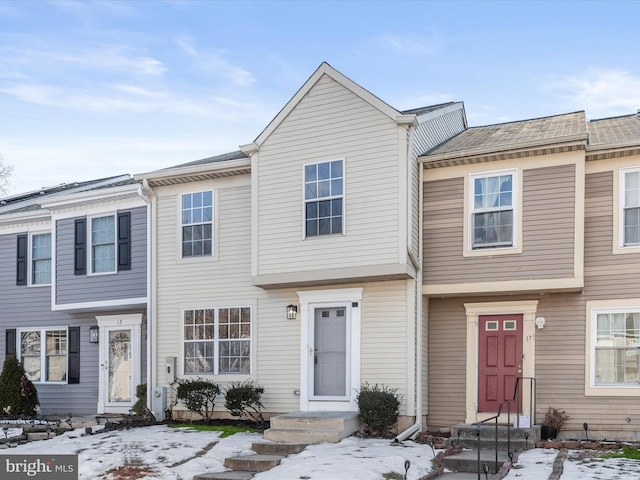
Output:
74 219 86 275
68 327 80 384
16 234 27 285
5 329 16 357
117 211 131 271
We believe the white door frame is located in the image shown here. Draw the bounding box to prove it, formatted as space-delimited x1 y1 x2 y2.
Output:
298 288 362 412
96 314 143 414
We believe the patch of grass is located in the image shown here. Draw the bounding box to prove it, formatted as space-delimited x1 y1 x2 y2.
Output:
382 473 404 480
170 423 257 438
601 446 640 460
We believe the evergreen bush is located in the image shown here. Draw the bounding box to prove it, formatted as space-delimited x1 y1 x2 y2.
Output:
224 380 265 424
357 382 401 437
176 378 220 421
132 383 148 416
0 355 39 417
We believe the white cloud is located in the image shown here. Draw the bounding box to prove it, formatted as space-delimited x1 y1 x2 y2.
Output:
375 32 439 56
541 69 640 118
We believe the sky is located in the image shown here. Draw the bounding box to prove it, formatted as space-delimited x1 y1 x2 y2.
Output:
1 0 640 196
5 423 635 480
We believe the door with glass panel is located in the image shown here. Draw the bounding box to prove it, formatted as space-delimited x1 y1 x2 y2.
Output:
97 315 142 413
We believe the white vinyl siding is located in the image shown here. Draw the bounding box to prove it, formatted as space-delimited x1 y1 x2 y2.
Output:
255 74 402 275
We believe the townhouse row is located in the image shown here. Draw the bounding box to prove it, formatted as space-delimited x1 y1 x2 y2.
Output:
2 63 639 441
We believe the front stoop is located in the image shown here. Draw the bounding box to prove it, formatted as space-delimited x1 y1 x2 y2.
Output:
264 411 360 443
450 424 540 451
192 442 308 480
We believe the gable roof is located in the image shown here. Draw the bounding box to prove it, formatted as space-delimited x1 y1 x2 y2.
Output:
241 62 415 153
588 113 640 149
421 111 588 167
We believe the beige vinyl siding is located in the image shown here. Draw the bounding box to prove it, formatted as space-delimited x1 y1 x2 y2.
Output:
585 170 640 295
421 297 429 415
423 164 576 284
359 280 411 413
426 298 467 429
256 74 403 275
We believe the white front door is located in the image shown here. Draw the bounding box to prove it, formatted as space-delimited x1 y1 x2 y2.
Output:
96 314 142 414
298 288 362 412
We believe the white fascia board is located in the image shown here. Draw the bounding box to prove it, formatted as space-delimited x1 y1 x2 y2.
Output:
415 102 465 123
52 297 148 311
40 183 141 210
134 157 251 182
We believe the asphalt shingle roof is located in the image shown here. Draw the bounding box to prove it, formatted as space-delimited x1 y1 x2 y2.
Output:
164 150 249 170
425 111 587 158
588 113 640 147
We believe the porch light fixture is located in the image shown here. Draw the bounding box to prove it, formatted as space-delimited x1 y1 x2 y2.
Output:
286 304 298 320
89 326 99 344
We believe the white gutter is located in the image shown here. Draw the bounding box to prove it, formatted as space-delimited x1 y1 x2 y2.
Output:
394 125 423 444
139 180 155 413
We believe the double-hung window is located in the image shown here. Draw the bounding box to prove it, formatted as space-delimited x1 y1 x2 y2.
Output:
31 233 51 285
183 307 251 375
622 168 640 247
90 215 116 273
593 310 640 386
304 160 343 237
470 171 515 249
181 191 213 257
19 328 68 383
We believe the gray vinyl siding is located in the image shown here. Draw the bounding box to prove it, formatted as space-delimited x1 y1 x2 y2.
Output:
255 74 402 275
56 206 147 305
0 231 98 415
423 164 576 284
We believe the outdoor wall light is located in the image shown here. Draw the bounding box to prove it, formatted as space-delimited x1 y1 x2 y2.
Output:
287 304 298 320
89 326 99 344
535 317 546 329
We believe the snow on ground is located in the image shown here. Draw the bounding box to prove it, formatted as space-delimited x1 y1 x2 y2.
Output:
5 426 640 479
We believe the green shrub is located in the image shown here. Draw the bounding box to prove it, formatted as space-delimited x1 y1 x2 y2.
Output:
132 383 148 416
357 383 401 437
176 378 220 420
0 355 39 417
224 380 265 424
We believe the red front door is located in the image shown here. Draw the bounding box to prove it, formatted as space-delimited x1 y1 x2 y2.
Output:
478 314 523 413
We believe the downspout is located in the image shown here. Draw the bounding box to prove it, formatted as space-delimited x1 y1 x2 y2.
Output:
394 124 423 443
139 180 155 413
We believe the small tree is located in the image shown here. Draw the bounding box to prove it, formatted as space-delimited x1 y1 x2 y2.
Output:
176 378 220 421
224 380 265 424
0 355 39 417
0 155 13 196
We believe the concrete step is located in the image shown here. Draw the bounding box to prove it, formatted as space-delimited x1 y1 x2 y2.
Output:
450 423 540 450
251 442 307 456
439 473 491 480
265 411 359 444
223 454 283 472
443 449 509 474
193 471 255 480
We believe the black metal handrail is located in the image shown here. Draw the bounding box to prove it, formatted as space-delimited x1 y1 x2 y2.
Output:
513 377 536 427
473 403 502 480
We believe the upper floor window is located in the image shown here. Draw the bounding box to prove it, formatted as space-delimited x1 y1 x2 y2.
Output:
622 168 640 247
182 191 213 257
593 310 640 386
470 171 515 249
31 233 51 285
183 307 251 375
90 215 116 273
19 328 68 383
304 160 343 237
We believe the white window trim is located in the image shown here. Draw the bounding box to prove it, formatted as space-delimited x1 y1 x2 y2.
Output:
464 168 522 257
615 166 640 253
302 158 346 240
28 230 52 287
88 212 117 276
180 305 253 378
586 300 640 396
176 190 218 262
17 326 69 385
